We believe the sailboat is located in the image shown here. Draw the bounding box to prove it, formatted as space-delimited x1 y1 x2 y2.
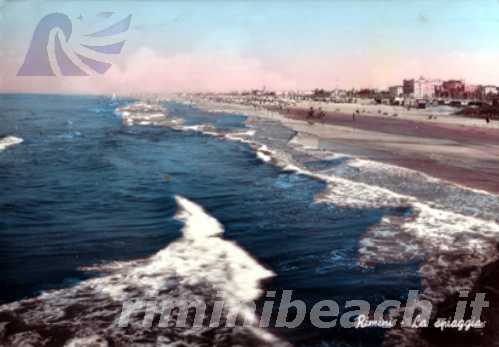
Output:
110 93 118 106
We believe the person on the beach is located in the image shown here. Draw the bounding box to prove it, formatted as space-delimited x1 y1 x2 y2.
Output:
352 112 356 121
317 107 326 122
486 116 490 123
308 107 315 118
353 109 360 121
307 107 315 124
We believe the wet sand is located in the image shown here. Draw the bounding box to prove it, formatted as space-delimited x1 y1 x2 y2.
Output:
277 106 499 145
266 105 499 195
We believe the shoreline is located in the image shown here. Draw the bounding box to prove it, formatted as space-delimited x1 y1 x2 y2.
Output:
186 98 499 195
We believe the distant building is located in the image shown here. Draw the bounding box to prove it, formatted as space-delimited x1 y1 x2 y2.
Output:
464 84 480 99
414 77 442 99
388 85 403 97
312 89 332 100
331 89 348 98
403 77 442 99
355 88 377 98
481 85 498 98
436 80 465 99
403 79 415 96
374 90 391 104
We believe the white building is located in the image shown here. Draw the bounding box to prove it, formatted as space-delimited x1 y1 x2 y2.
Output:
482 85 498 96
388 85 403 97
413 77 442 99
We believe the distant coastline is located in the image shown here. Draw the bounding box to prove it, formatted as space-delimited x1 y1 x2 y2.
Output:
185 96 499 195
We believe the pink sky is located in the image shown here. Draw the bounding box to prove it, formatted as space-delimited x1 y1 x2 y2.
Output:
3 47 499 95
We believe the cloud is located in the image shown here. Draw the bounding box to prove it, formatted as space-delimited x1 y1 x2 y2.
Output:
1 46 299 94
2 46 499 94
102 47 298 93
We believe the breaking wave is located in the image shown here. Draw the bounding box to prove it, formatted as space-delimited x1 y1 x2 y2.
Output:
114 102 183 127
0 196 285 346
0 136 23 152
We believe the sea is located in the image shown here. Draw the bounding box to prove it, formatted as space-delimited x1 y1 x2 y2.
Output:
1 94 498 347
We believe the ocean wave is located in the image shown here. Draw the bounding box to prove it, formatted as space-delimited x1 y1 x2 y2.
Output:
115 102 184 128
0 196 284 347
0 136 23 152
177 124 220 136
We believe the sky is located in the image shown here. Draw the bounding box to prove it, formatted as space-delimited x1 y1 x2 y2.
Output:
1 0 499 94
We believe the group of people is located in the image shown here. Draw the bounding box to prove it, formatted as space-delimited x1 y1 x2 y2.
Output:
306 106 362 124
304 105 494 125
307 107 326 123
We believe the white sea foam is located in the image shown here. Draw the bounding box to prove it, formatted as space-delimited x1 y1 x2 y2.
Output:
149 197 267 297
115 102 184 128
92 195 274 306
257 150 272 162
181 125 205 131
0 136 23 151
177 124 218 136
174 196 224 239
64 335 108 347
0 196 281 346
256 145 273 162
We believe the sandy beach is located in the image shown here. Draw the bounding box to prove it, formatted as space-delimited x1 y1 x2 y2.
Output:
190 98 499 195
282 100 499 129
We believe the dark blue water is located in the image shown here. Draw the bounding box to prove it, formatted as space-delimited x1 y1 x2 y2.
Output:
0 94 419 346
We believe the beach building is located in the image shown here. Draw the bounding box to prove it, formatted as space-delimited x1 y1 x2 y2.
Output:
436 80 465 99
414 77 442 99
481 85 498 98
464 84 481 99
331 89 348 98
403 77 442 99
403 79 415 96
356 88 377 98
388 85 403 97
